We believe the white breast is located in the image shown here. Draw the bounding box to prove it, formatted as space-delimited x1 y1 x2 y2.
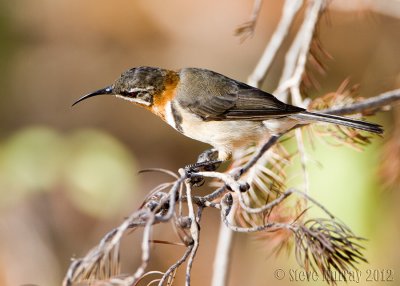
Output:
164 101 176 128
173 102 267 160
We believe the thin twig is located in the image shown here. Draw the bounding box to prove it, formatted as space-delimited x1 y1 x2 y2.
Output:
184 177 200 286
139 168 180 180
235 0 264 41
199 186 226 202
158 246 193 286
275 0 326 102
158 176 185 222
220 193 293 233
132 271 164 286
237 188 334 218
130 213 156 283
289 0 325 102
322 88 400 116
236 134 282 177
247 0 304 88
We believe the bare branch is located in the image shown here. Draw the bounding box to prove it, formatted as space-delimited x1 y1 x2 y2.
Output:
236 134 282 177
130 213 155 283
275 0 326 102
290 0 325 105
247 0 304 88
158 246 193 286
235 0 264 41
322 88 400 116
183 177 200 286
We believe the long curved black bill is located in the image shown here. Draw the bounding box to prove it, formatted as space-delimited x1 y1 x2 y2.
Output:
72 86 114 107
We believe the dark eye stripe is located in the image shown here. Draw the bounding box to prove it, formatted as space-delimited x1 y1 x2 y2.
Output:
120 91 138 98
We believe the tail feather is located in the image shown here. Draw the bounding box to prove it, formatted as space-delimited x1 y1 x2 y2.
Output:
291 111 383 134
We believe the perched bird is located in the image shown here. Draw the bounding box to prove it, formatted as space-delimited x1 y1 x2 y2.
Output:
73 67 383 161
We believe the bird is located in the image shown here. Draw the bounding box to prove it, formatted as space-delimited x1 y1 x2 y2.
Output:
73 66 383 163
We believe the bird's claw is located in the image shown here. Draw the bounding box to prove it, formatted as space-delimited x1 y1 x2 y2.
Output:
184 160 222 187
185 149 222 187
184 164 205 187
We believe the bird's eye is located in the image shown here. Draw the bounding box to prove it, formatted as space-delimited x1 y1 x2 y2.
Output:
121 90 138 98
117 87 153 106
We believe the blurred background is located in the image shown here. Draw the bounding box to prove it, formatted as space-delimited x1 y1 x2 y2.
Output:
0 0 399 285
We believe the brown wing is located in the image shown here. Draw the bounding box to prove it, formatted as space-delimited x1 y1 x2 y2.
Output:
176 68 304 121
216 84 305 120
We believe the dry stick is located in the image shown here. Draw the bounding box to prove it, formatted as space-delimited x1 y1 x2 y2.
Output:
220 193 294 233
235 0 264 41
158 245 194 286
193 186 226 206
130 271 164 286
237 134 282 177
275 28 303 101
247 0 303 87
63 209 148 286
289 0 325 101
158 176 185 222
275 0 325 101
248 0 263 25
322 88 400 116
128 212 156 284
184 177 200 286
237 188 335 217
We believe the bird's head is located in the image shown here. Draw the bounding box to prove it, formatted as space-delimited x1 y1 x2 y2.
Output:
73 66 169 108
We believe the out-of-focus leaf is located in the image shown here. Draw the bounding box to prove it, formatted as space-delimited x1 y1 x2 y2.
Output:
63 129 138 218
0 127 139 218
0 127 63 206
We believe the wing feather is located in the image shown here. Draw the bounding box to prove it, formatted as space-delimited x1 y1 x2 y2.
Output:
176 68 304 121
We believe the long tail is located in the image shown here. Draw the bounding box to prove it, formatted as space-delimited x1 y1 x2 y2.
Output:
291 111 383 134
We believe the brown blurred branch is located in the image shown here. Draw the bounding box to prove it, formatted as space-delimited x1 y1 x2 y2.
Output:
211 222 234 286
235 0 264 42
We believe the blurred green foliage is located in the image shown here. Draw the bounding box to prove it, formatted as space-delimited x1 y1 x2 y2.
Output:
0 127 138 217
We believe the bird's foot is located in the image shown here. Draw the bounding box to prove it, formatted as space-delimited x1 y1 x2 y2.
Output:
197 149 222 171
185 160 222 187
185 149 222 187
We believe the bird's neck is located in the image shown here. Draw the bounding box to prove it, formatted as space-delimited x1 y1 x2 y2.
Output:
149 70 180 121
